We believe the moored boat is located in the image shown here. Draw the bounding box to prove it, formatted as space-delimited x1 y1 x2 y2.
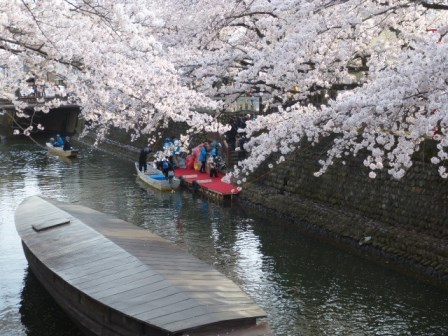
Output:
15 196 272 336
46 142 79 158
135 162 180 191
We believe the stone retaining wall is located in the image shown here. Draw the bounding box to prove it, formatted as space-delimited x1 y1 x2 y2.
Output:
240 138 448 288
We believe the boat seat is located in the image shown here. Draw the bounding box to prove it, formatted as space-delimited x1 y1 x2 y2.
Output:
149 174 167 180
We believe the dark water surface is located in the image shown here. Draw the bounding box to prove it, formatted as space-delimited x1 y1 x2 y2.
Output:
1 136 447 336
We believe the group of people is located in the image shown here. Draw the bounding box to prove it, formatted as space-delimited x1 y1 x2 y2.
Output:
138 136 226 180
198 141 223 177
162 136 182 168
49 134 73 151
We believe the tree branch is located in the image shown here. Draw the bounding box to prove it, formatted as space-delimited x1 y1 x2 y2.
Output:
420 1 448 10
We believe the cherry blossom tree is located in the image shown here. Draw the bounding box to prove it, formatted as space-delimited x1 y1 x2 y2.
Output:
1 0 447 180
163 0 447 180
0 0 222 144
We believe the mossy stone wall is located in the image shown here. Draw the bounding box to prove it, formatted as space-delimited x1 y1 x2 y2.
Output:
240 139 448 288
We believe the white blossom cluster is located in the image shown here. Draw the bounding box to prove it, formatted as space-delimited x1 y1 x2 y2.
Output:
165 0 447 180
0 0 220 143
0 0 447 180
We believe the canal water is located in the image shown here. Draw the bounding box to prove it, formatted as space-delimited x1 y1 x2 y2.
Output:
1 136 447 336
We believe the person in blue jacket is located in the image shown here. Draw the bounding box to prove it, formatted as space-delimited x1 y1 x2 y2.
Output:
54 134 64 147
163 137 174 166
162 157 174 180
199 142 208 173
163 137 173 153
210 142 221 158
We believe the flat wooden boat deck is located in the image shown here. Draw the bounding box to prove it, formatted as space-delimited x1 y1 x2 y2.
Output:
15 196 270 336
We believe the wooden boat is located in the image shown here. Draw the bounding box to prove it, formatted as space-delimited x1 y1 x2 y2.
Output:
135 162 181 191
46 142 79 158
15 196 272 336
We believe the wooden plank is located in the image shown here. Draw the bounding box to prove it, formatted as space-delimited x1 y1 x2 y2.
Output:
163 310 261 332
61 259 142 282
32 218 70 232
44 243 122 270
70 263 150 287
77 268 160 292
114 292 191 316
133 258 215 270
128 255 208 265
159 306 265 327
58 255 138 280
135 299 207 321
188 291 255 300
127 251 203 261
132 257 212 268
128 295 257 316
140 304 265 328
151 270 226 280
182 297 258 306
22 220 90 245
167 278 240 287
170 285 243 294
92 275 166 299
34 236 104 260
132 297 264 323
101 283 179 307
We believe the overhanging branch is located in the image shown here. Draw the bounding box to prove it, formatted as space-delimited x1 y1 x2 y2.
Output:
420 1 448 10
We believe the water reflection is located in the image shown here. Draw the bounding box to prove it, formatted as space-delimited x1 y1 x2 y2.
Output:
20 270 82 336
0 136 447 336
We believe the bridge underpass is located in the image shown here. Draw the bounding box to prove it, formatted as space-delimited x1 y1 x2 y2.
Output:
0 99 80 137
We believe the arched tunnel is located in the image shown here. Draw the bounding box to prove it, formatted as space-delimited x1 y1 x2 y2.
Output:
0 102 81 137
